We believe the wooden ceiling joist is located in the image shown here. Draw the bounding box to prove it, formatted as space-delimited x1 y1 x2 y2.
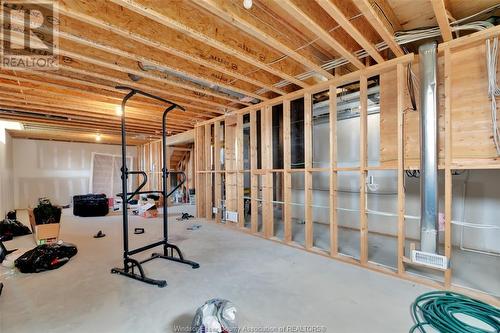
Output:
52 23 267 102
431 0 454 42
4 69 217 118
56 14 279 99
0 106 179 136
315 0 385 63
0 91 194 131
352 0 404 57
7 129 148 146
57 1 288 95
0 74 215 123
192 0 335 80
109 0 310 88
274 0 365 69
51 67 225 115
4 29 248 109
0 98 190 132
0 72 216 122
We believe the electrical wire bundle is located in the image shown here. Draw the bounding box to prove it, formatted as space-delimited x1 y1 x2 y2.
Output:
256 3 500 95
486 37 500 155
410 291 500 333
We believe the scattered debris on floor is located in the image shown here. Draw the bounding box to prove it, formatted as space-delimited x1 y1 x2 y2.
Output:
73 194 109 217
15 242 78 273
191 299 238 333
177 212 195 221
134 228 145 235
187 224 202 231
0 239 16 263
0 211 32 239
93 230 106 238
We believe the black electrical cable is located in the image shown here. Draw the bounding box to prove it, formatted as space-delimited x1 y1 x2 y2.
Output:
410 291 500 333
406 170 420 178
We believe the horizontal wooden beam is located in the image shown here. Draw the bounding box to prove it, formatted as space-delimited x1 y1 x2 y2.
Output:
352 0 404 57
7 129 147 145
0 73 211 123
3 29 245 109
193 0 334 80
431 0 453 42
275 0 365 69
315 0 384 63
196 53 415 126
57 1 287 95
110 0 309 88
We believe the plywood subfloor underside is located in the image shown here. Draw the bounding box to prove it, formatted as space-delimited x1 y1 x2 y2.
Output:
0 205 432 333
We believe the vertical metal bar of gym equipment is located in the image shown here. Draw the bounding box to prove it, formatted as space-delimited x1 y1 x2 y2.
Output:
111 86 199 288
120 90 136 261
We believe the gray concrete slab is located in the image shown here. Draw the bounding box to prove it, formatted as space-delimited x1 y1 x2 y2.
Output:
0 205 432 333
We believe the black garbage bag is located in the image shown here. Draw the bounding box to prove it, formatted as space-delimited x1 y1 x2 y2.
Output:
0 219 32 238
6 210 16 220
33 198 61 225
15 242 78 273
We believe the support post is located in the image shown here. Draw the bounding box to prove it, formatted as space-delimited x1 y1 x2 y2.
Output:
205 124 213 219
444 47 453 288
397 63 406 274
250 110 258 233
261 105 273 238
283 100 292 243
359 76 368 264
214 121 222 223
304 93 313 249
236 114 245 228
329 85 338 256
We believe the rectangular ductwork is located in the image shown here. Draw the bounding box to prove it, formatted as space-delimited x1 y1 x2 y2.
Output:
419 41 439 254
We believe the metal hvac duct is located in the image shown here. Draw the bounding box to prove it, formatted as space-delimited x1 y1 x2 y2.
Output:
419 41 439 254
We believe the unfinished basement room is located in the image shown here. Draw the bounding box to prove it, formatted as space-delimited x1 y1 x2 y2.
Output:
1 0 500 332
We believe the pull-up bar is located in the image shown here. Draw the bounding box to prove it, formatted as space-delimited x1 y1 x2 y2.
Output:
111 86 199 288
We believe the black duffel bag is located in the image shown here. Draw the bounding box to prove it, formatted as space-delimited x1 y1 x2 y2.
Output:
73 194 109 217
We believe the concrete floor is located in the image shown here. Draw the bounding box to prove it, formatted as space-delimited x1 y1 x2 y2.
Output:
0 205 434 333
267 214 500 297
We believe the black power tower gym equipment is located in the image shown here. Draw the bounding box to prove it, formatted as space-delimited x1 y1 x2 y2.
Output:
111 86 199 287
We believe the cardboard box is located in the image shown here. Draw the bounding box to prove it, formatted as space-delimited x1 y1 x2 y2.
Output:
141 209 158 218
28 209 60 245
137 202 158 218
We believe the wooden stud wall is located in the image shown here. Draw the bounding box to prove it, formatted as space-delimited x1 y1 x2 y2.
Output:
193 29 500 305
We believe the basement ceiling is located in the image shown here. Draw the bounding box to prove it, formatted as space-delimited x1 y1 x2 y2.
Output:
0 0 498 144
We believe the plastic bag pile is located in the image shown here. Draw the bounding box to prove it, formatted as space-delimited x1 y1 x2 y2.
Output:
0 212 31 239
191 299 238 333
14 242 78 273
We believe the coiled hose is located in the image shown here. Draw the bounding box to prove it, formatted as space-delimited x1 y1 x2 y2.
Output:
410 291 500 333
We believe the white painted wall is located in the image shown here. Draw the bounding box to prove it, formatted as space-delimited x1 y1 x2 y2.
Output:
0 129 14 217
12 139 137 209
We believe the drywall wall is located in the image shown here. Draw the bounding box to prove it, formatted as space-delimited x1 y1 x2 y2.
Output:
12 139 137 209
0 128 14 217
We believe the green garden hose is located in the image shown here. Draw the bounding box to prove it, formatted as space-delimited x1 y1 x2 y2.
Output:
410 291 500 333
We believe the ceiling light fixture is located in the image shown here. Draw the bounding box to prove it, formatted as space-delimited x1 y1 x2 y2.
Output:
95 133 102 142
243 0 252 9
115 105 123 116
